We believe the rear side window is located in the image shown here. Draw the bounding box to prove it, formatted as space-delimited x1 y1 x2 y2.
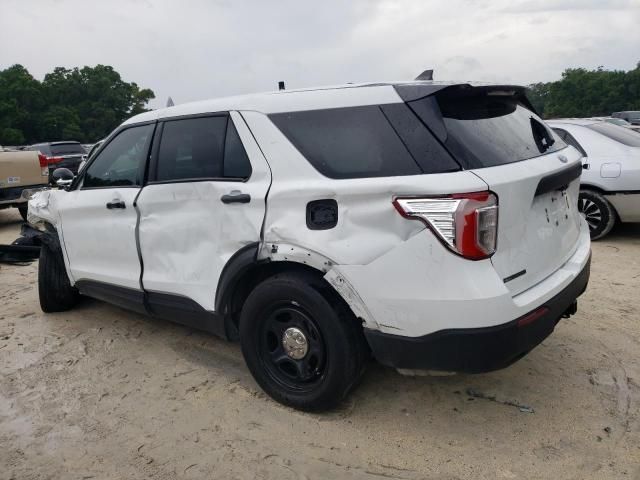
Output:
155 115 252 182
585 122 640 147
270 106 424 179
409 88 567 169
51 143 85 155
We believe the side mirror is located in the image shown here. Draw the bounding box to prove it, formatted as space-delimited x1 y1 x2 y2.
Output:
52 168 74 189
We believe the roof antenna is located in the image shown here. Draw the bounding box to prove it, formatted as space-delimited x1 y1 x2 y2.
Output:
166 96 175 107
278 81 285 91
415 69 433 81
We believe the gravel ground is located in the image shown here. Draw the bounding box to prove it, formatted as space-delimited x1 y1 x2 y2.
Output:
0 207 639 479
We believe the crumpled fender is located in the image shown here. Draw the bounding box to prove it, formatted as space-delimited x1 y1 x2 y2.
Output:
258 242 378 329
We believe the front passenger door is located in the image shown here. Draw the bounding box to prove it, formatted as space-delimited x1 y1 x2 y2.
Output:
57 123 155 292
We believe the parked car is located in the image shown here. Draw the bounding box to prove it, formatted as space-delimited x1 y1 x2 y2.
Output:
26 141 86 181
547 119 640 239
591 117 640 133
28 81 591 411
0 146 49 220
612 111 640 125
75 140 105 175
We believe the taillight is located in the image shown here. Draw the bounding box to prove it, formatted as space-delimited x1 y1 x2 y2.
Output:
47 156 64 165
37 153 49 177
393 191 499 260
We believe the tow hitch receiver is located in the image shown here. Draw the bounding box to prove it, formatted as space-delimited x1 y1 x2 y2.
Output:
562 301 578 318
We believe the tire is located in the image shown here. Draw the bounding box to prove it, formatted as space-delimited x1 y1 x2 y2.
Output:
239 271 368 411
18 205 28 222
38 243 79 312
578 190 616 240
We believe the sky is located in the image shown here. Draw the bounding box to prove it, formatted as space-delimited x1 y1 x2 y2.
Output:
1 0 639 109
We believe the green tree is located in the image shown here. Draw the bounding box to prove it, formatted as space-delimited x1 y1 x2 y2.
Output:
528 63 640 118
0 64 44 144
0 64 155 145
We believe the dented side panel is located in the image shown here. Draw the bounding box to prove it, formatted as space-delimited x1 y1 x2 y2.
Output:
240 111 488 267
241 110 492 330
136 112 271 311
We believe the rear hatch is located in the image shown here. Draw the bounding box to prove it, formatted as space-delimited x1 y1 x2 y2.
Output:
49 142 85 173
404 84 584 295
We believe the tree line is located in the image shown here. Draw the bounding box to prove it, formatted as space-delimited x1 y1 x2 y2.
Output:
0 64 154 145
1 62 639 146
527 62 640 118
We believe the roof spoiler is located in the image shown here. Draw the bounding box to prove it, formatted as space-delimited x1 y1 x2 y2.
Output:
394 83 539 115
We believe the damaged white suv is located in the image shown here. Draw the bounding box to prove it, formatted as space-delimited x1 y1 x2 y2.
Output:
28 81 591 411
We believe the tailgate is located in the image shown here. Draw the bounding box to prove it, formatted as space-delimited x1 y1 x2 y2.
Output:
0 151 43 187
472 150 584 295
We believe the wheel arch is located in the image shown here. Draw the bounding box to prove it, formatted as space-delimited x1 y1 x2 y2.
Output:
215 243 370 339
579 184 620 222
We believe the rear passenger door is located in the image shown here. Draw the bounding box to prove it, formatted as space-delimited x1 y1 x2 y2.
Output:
136 111 271 312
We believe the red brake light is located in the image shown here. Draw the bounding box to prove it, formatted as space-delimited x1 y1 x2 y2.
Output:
393 191 499 260
46 156 64 165
38 153 49 177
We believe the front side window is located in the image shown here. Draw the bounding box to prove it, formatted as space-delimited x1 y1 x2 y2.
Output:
83 124 154 188
155 115 252 182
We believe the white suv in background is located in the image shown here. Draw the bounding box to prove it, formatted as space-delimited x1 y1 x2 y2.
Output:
547 119 640 239
28 81 591 411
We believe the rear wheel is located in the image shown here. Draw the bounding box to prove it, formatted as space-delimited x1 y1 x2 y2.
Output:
239 271 368 411
578 190 616 240
18 206 28 222
38 243 79 312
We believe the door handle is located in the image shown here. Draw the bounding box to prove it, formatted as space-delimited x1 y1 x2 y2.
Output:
221 190 251 204
106 200 126 209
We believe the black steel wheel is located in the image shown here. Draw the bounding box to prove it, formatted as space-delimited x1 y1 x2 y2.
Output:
240 271 368 411
259 304 326 392
578 190 615 240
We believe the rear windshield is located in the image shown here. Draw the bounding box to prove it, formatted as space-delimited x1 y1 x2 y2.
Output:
409 88 566 169
585 122 640 147
51 143 84 155
270 105 459 179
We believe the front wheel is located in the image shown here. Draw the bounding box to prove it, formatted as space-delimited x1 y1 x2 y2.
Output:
239 272 368 411
38 243 79 312
578 190 616 240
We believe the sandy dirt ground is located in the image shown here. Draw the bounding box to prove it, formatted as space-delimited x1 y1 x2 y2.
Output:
0 206 638 479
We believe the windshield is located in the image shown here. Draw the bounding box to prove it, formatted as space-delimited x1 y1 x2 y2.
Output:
586 122 640 147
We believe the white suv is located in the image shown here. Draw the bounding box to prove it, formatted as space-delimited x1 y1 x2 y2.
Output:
28 81 591 411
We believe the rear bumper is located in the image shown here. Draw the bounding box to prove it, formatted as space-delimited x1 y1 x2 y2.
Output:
364 253 590 373
0 184 47 207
